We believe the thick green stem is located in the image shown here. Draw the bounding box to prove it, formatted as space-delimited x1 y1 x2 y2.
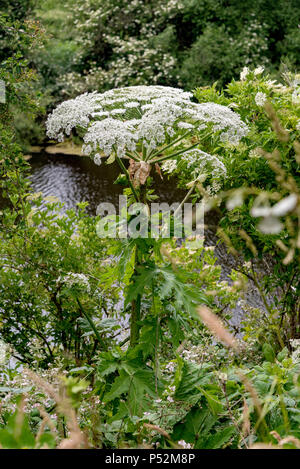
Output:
116 156 139 202
128 184 148 347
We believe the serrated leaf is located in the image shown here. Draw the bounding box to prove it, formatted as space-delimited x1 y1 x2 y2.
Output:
175 360 213 401
103 372 131 402
200 425 236 449
172 407 217 444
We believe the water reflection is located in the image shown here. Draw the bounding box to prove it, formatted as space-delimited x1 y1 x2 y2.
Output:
29 152 186 215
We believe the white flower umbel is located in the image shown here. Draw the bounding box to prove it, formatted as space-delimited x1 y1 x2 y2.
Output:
46 92 101 142
181 148 227 181
46 85 248 165
161 159 177 174
82 118 138 159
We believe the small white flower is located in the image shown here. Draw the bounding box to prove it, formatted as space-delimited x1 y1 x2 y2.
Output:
124 101 140 108
161 159 177 174
178 440 193 449
243 261 252 270
110 108 126 115
290 339 300 349
94 154 102 165
255 92 267 107
165 361 176 373
254 66 264 76
166 396 174 403
218 372 228 382
240 66 249 81
63 273 91 292
177 121 194 130
290 339 300 363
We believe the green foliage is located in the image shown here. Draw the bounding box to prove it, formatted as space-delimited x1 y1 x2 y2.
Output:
59 0 300 95
1 2 300 450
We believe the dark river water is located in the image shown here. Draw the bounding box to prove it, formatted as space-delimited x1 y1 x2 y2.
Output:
29 152 186 215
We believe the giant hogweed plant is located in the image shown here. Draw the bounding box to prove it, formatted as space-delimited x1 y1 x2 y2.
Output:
46 85 249 347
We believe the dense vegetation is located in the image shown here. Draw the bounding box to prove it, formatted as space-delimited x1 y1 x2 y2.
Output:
0 0 300 451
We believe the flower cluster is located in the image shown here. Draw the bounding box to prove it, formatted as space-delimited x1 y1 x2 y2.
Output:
47 85 248 165
181 149 227 180
162 148 227 194
255 91 267 106
61 272 91 293
46 92 100 142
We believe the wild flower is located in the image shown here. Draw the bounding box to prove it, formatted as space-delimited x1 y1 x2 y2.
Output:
178 440 193 449
181 149 227 190
255 92 267 106
0 339 7 364
62 273 91 292
161 159 177 174
254 65 264 75
46 86 249 165
240 67 249 81
290 339 300 363
217 372 228 382
265 79 289 93
165 361 176 373
291 78 300 104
